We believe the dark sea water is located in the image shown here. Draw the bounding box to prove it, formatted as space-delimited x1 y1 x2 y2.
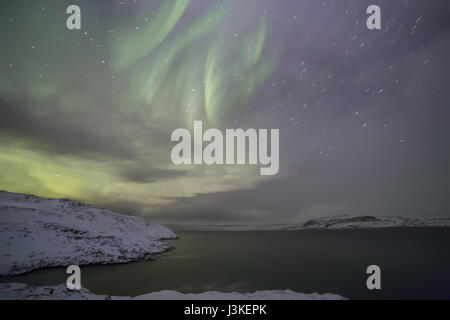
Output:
2 228 450 299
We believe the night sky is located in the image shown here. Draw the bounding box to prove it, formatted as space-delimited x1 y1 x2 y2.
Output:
1 0 450 225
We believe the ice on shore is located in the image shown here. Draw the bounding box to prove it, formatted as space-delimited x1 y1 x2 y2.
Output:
0 283 346 300
0 191 176 276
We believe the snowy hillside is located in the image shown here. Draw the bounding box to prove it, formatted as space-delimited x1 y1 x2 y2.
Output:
0 283 346 300
0 191 176 276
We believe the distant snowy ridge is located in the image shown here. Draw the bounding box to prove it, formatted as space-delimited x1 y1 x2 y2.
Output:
0 191 176 276
169 215 450 231
285 215 450 230
0 283 346 300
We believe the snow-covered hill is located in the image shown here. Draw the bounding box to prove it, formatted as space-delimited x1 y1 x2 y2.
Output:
0 191 176 276
0 283 346 300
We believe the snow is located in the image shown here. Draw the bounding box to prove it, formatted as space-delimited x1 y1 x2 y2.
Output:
134 290 346 300
0 283 346 300
0 191 176 276
286 215 450 230
169 215 450 231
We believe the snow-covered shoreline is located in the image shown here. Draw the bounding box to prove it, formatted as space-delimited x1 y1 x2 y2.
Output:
0 191 177 276
0 283 346 300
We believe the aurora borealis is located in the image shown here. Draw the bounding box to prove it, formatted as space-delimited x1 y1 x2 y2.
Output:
1 0 450 225
0 0 279 210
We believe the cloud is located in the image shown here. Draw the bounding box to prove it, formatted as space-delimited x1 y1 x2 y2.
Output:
119 165 186 183
1 0 450 225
